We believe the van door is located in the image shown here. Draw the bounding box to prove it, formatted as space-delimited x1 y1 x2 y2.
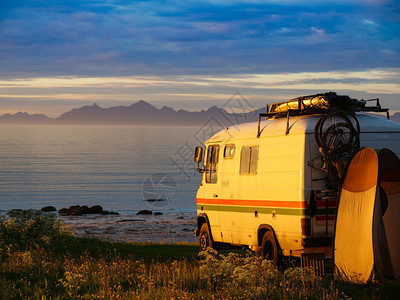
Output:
201 144 222 241
205 145 219 185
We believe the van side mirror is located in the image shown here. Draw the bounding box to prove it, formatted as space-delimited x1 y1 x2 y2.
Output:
194 146 203 163
194 146 205 173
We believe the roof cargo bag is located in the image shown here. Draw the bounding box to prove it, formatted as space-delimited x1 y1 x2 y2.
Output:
268 92 360 114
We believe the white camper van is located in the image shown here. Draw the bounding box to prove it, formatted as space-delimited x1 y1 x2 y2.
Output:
193 92 400 266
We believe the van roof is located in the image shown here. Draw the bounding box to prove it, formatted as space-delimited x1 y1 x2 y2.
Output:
206 113 400 144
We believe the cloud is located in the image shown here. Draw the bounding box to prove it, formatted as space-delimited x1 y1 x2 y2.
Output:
363 19 378 25
1 68 398 89
0 0 398 78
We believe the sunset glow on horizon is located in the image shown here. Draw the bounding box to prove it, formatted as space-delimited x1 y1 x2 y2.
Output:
0 68 399 117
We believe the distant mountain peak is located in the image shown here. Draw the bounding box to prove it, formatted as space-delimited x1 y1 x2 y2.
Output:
207 106 220 112
129 100 156 109
161 105 176 112
71 103 102 112
91 103 101 109
0 111 51 124
15 112 29 116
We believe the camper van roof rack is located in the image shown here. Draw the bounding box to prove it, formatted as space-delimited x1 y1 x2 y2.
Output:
265 92 388 118
257 92 389 137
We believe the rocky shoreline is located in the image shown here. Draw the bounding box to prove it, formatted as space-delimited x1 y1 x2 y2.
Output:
39 205 166 217
4 205 198 244
40 204 120 216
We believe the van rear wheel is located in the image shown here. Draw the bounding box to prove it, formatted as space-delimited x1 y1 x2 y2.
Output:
199 223 213 251
261 231 279 267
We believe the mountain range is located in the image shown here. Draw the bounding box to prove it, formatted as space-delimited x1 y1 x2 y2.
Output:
0 100 264 126
1 100 399 125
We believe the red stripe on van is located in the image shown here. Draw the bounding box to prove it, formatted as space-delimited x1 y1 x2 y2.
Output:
196 198 306 208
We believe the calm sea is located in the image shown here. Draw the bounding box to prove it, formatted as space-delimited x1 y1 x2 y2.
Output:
0 125 203 213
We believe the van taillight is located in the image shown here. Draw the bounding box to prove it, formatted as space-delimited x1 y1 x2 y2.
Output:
301 218 311 236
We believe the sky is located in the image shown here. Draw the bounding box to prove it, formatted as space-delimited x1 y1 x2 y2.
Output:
0 0 399 117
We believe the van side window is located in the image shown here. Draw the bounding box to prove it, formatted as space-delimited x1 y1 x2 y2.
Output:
205 145 219 183
240 146 259 174
224 144 235 159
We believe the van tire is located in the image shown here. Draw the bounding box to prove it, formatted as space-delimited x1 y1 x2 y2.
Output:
261 231 279 267
199 223 213 251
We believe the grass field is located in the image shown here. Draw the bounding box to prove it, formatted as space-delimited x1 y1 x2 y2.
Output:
0 210 399 299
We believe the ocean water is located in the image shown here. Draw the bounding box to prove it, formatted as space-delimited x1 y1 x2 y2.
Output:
0 125 202 214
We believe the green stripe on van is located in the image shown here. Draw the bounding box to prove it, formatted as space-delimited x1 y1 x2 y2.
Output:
197 204 304 216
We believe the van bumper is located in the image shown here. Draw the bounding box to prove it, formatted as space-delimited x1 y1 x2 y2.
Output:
282 237 333 258
302 237 333 259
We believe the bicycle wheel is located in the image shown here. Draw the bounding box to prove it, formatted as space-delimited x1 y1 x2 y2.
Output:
326 146 359 186
317 111 359 150
314 115 325 149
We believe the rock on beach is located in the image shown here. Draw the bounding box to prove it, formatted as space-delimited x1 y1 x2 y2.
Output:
40 206 57 212
58 205 119 216
136 210 153 215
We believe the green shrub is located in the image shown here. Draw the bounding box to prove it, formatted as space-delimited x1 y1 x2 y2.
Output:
0 209 68 254
199 247 278 288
